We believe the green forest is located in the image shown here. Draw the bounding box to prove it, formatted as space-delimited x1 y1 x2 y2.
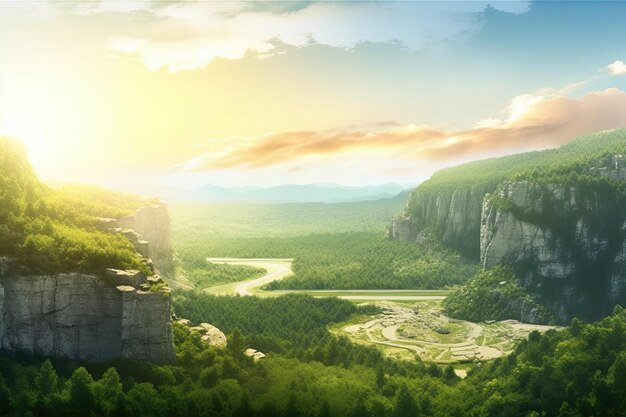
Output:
416 129 626 194
2 131 626 416
0 300 624 417
443 267 555 324
171 203 477 290
0 139 151 275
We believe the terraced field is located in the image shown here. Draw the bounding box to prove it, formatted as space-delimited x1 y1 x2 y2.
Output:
332 301 559 365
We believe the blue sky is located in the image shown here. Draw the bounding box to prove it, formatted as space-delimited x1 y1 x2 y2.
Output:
1 1 626 187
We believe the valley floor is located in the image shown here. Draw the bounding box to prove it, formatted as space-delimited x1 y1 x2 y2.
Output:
199 258 558 369
203 257 451 300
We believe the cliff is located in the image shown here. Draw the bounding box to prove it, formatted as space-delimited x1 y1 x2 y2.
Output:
0 265 175 362
388 184 496 257
118 205 175 276
481 179 626 322
0 138 176 362
390 130 626 323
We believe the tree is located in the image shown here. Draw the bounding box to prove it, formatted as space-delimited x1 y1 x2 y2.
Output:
36 360 58 396
67 367 96 416
376 364 386 389
97 367 123 414
285 392 301 417
608 350 626 405
317 402 332 417
393 384 419 417
127 383 167 417
351 396 370 417
0 373 11 415
443 365 458 384
228 328 247 361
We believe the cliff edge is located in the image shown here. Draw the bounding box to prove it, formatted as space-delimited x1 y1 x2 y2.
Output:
0 137 176 362
118 204 175 276
389 130 626 323
0 262 175 362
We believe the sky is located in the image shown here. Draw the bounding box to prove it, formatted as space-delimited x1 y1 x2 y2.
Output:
1 0 626 189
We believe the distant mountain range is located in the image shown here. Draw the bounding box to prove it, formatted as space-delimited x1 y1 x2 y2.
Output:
123 182 415 203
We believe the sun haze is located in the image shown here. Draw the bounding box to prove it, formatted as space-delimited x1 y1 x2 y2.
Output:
1 1 626 189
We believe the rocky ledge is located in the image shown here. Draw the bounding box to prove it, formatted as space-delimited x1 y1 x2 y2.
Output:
0 265 175 362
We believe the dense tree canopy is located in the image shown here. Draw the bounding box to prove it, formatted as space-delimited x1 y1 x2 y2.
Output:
0 138 151 275
0 299 623 416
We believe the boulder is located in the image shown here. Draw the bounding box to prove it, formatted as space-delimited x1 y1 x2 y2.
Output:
244 348 266 362
105 269 147 288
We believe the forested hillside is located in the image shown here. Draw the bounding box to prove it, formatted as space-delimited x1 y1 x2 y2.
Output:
0 138 150 275
416 128 626 193
0 297 624 416
394 129 626 323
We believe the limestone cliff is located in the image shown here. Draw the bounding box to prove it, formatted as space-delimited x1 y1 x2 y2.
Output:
0 266 175 362
388 184 496 258
391 143 626 322
118 204 174 276
481 180 626 322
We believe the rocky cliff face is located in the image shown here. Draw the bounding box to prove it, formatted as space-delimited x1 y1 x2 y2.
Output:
118 205 174 276
0 266 175 362
393 154 626 323
388 184 496 258
481 180 626 322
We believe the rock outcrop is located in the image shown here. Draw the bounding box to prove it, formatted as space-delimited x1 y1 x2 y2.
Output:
388 184 496 258
480 180 626 322
118 205 174 276
0 267 175 362
392 154 626 323
179 320 227 348
244 348 266 362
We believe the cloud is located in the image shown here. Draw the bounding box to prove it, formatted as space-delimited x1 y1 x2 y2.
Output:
0 1 62 22
175 87 626 171
606 60 626 75
101 1 530 71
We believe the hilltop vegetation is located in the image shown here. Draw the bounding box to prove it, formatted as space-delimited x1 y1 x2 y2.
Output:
171 200 477 290
0 138 150 275
416 128 626 193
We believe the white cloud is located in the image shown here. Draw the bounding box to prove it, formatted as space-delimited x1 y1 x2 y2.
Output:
0 0 62 22
74 0 153 15
607 60 626 76
0 0 533 72
101 1 531 71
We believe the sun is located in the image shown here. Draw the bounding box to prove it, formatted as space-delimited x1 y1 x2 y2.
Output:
0 115 50 173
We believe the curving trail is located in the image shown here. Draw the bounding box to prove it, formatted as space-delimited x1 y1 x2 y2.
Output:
206 258 293 296
205 258 451 300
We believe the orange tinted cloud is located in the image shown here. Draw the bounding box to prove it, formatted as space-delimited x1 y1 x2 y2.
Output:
178 88 626 171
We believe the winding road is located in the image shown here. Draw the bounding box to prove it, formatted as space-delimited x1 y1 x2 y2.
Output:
205 258 451 300
206 258 293 296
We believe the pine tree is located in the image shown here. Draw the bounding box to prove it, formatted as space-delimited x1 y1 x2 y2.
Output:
393 383 419 417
